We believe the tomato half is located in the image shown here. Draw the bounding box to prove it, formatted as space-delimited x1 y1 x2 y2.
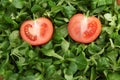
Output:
68 14 102 43
20 17 53 46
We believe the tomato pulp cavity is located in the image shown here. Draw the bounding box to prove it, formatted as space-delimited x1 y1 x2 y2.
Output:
68 14 102 43
20 17 53 46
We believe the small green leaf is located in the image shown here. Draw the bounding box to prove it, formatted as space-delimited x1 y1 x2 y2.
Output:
97 0 106 6
0 40 9 50
104 13 112 21
20 75 37 80
53 24 68 41
48 0 56 7
97 57 110 70
31 5 41 13
107 50 118 64
114 35 120 46
12 0 24 9
109 15 117 26
4 15 18 28
62 5 76 18
64 50 75 58
51 5 63 14
103 26 114 34
42 41 53 49
9 30 19 42
64 73 73 80
41 49 64 60
107 72 120 80
7 73 19 80
17 57 26 67
92 6 106 14
27 50 35 58
9 30 21 47
66 62 77 75
45 65 56 78
61 39 70 52
87 42 101 54
56 24 68 38
1 0 9 7
90 67 97 80
75 52 88 70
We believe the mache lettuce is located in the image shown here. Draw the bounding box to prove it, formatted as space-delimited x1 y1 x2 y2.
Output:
0 0 120 80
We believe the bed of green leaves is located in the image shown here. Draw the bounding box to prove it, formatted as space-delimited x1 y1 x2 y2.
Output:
0 0 120 80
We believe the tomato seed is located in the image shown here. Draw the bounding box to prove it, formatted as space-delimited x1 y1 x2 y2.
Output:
40 23 47 36
24 24 37 41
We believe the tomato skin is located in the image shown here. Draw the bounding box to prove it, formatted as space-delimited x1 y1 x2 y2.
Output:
117 0 120 5
20 17 53 46
68 14 102 43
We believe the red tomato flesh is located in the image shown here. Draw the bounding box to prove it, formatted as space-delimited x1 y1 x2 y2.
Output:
20 17 53 46
68 14 102 43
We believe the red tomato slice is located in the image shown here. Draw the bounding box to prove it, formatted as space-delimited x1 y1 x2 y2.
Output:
20 17 53 46
68 14 102 43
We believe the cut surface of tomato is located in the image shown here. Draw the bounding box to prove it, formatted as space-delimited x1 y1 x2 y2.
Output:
20 17 53 46
68 14 102 43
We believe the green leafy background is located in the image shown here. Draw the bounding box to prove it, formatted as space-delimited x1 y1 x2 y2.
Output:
0 0 120 80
